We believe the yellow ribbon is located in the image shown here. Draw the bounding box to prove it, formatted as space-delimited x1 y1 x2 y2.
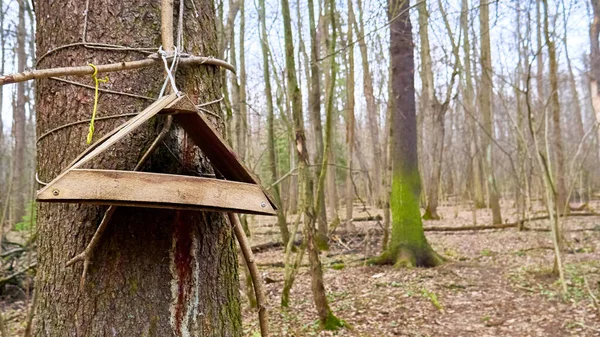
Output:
86 63 109 144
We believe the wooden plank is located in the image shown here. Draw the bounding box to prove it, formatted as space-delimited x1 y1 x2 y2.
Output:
160 94 198 114
173 109 278 210
72 93 178 169
37 169 277 215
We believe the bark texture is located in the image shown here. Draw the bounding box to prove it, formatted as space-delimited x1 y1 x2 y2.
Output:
479 0 502 224
12 0 27 222
376 0 442 268
35 1 241 336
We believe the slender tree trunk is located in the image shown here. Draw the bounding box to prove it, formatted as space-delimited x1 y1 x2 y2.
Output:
0 0 5 201
35 1 242 335
345 0 356 230
12 0 27 223
418 0 444 220
382 63 393 251
460 0 485 209
589 0 600 165
355 0 382 207
259 0 290 247
542 0 567 214
280 0 342 328
375 0 442 268
563 30 587 202
479 0 502 224
237 0 248 162
308 0 328 243
221 0 240 143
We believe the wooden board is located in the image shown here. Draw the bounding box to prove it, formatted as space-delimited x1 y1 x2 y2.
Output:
169 96 277 210
37 169 277 215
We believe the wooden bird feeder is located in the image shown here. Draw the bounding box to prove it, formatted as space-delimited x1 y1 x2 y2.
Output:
36 93 277 216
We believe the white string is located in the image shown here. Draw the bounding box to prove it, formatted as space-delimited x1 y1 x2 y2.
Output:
158 46 181 97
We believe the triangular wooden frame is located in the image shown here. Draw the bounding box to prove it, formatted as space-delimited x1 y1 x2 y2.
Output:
37 93 277 216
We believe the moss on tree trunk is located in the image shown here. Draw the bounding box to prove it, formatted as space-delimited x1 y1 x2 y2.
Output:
374 0 443 269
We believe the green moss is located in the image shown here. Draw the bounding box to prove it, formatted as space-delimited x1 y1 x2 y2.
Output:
316 233 330 251
147 315 159 337
329 263 345 270
128 277 138 294
321 311 345 331
374 170 443 268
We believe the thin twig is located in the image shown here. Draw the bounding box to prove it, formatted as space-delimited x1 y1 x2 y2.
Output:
50 77 154 101
65 116 173 290
229 213 269 337
82 0 91 42
23 289 38 337
36 42 155 66
36 112 139 143
4 55 235 86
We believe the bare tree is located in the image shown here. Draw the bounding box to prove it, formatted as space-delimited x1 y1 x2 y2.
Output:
479 0 502 224
373 0 443 268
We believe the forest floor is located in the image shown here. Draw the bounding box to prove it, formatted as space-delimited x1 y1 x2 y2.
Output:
241 201 600 337
1 202 599 336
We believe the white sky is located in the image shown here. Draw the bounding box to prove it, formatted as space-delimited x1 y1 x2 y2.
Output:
0 0 593 135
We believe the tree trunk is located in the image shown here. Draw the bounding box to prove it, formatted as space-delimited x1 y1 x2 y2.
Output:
280 0 343 328
34 1 242 335
590 0 600 165
259 0 290 247
307 0 328 242
236 0 248 162
345 0 356 230
542 0 567 214
12 0 27 223
479 0 502 224
375 0 442 268
418 0 444 220
460 0 485 209
355 0 382 207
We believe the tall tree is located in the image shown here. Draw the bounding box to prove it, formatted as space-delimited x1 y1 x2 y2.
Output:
307 0 329 243
280 0 343 328
345 0 356 230
374 0 442 267
590 0 600 163
259 0 290 246
479 0 502 224
12 0 27 222
542 0 567 213
355 0 383 206
419 0 459 220
461 0 485 209
236 0 248 161
34 1 242 335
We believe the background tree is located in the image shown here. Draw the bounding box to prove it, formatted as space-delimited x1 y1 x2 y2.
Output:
479 0 502 224
375 0 443 267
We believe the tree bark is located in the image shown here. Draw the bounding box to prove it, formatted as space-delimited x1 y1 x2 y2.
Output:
259 0 290 247
479 0 502 224
460 0 485 209
590 0 600 165
374 0 442 268
35 1 242 335
345 0 356 231
12 0 27 223
543 0 567 214
280 0 342 328
307 0 328 244
355 0 382 207
418 0 445 221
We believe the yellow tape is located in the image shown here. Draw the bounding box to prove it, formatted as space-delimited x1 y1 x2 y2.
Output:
86 63 109 144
